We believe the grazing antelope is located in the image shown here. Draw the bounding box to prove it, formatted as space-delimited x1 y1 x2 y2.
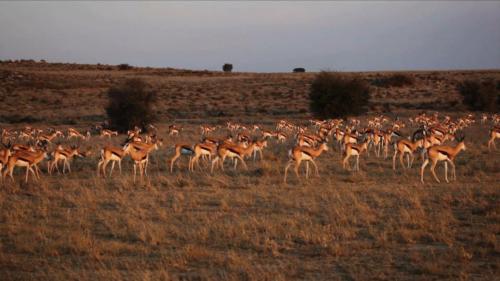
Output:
297 133 323 148
260 130 273 140
487 127 500 151
169 125 181 136
97 145 128 177
276 132 287 143
211 142 255 173
284 142 329 183
100 129 118 138
201 125 217 136
429 126 446 137
189 142 217 171
48 145 86 175
236 132 251 144
128 138 163 170
170 144 194 173
420 136 466 183
342 140 369 171
393 138 424 170
3 149 47 183
37 131 62 144
67 128 88 140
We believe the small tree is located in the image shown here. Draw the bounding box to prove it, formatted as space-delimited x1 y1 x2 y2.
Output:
458 80 499 112
106 78 157 132
118 63 132 70
309 72 370 118
223 63 233 72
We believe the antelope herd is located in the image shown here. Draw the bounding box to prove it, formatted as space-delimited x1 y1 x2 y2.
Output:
0 113 499 184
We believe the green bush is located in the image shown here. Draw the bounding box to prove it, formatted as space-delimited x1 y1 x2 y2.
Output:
309 72 370 118
105 78 157 132
458 80 499 112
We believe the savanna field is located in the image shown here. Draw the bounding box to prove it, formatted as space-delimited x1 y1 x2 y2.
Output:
0 61 499 280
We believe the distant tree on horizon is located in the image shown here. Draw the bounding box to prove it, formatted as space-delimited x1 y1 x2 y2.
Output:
223 63 233 72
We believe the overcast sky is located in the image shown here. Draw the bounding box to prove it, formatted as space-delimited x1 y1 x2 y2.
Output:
0 1 499 72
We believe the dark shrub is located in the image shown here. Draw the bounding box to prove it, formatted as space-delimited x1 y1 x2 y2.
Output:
0 114 41 124
118 63 132 70
458 80 499 112
372 73 415 88
222 63 233 72
293 68 306 73
309 72 370 118
105 78 157 132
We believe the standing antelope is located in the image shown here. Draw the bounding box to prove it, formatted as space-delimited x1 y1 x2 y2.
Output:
128 138 163 171
97 145 128 177
3 149 47 183
487 127 500 151
123 143 149 182
284 142 329 183
0 146 12 178
189 142 217 171
421 137 466 183
67 128 88 140
210 142 255 173
342 140 369 171
393 138 424 170
48 145 86 175
170 144 194 173
252 139 268 161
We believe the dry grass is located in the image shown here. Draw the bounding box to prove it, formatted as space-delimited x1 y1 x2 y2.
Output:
0 119 499 280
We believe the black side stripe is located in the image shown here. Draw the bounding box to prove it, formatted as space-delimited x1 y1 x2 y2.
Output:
17 156 32 163
436 149 451 157
301 150 312 157
111 151 122 158
227 147 241 155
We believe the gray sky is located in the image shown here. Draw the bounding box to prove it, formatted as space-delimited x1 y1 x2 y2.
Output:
1 1 499 72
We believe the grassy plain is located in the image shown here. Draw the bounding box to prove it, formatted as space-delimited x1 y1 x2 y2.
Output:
0 61 499 280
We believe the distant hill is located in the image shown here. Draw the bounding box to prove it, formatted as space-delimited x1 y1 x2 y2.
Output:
1 60 499 125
